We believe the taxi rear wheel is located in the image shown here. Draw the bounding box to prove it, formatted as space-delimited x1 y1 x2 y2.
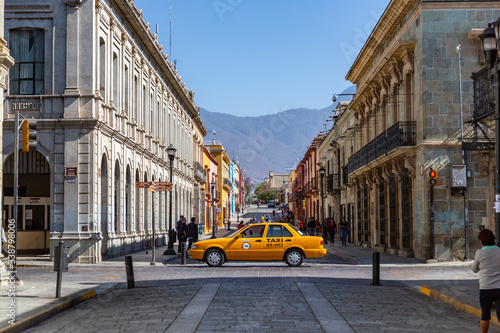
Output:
285 249 304 267
206 249 224 267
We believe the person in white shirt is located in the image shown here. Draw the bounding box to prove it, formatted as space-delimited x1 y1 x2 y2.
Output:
472 229 500 333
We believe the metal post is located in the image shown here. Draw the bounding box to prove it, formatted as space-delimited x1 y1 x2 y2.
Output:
165 161 176 255
458 45 469 259
495 69 500 245
430 184 435 259
55 240 64 298
320 173 327 244
211 184 216 239
180 242 186 265
151 191 156 265
125 255 135 288
371 251 380 286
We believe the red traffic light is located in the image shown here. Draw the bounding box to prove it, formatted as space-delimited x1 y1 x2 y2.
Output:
429 170 437 186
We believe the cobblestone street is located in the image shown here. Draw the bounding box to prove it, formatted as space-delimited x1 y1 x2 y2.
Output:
21 261 497 333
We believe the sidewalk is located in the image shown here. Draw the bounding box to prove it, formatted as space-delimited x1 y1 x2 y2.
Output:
324 240 498 327
0 225 495 332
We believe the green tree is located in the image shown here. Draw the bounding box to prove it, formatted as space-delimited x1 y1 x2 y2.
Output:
254 182 278 201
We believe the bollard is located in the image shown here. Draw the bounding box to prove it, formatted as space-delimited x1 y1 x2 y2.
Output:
55 240 64 298
371 251 381 286
180 242 187 265
125 256 135 288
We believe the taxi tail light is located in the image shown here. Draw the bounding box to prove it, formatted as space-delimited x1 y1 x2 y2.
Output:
320 240 324 246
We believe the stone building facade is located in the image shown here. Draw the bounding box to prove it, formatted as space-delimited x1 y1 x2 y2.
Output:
344 0 500 260
3 0 204 262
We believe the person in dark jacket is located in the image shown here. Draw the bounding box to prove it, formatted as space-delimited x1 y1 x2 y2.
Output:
307 219 315 236
186 217 199 251
176 216 187 252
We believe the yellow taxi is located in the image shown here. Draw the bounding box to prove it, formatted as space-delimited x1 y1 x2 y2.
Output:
188 222 327 267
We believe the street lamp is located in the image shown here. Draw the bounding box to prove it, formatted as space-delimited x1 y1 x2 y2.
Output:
164 144 177 255
319 167 327 244
210 181 217 239
479 18 500 244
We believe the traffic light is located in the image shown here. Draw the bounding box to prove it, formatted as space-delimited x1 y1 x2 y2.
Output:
21 119 37 152
429 169 437 186
22 120 29 152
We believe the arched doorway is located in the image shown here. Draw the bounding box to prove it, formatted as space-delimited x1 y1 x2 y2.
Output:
3 150 51 254
100 156 109 257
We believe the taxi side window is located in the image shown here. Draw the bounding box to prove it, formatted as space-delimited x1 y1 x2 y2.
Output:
266 225 293 238
243 225 264 238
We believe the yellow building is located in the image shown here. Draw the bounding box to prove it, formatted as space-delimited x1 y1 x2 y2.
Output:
206 142 231 227
203 147 219 235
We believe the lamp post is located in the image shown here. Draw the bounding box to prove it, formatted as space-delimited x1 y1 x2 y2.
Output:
210 181 217 239
319 167 327 244
331 93 356 103
164 144 177 255
298 187 302 221
479 19 500 244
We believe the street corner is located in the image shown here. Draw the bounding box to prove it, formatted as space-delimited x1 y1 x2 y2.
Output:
419 286 499 328
0 288 97 333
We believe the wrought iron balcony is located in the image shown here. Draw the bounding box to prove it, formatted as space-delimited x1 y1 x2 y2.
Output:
223 177 232 189
472 67 495 121
194 162 206 184
348 121 416 174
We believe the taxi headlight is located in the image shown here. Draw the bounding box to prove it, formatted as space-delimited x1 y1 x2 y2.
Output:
191 244 196 249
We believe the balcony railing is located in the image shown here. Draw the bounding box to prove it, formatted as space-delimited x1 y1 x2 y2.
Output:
348 121 416 174
472 67 495 121
194 162 206 184
223 178 232 189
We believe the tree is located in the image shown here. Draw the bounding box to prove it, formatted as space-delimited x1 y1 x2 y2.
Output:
254 182 278 201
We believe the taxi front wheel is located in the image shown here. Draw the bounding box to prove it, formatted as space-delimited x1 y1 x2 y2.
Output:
206 248 225 267
285 249 304 267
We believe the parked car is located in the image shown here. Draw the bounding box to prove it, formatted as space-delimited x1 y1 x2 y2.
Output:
188 223 327 267
268 201 276 208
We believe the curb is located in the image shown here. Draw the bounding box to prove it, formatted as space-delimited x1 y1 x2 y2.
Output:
0 289 97 333
325 245 359 264
419 286 499 327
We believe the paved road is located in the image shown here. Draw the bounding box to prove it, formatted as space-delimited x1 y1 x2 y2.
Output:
22 261 496 333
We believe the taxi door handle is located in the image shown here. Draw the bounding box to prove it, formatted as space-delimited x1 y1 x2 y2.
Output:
285 239 291 242
255 240 262 243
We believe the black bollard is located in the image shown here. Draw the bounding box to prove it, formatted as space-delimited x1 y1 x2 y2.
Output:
55 240 64 298
125 256 135 288
180 242 187 265
371 251 381 286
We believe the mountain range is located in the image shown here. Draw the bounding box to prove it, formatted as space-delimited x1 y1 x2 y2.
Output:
200 86 356 183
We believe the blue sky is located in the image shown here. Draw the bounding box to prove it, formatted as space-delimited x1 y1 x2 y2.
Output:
134 0 391 116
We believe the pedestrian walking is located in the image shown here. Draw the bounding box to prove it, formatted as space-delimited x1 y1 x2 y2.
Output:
186 217 199 251
339 218 348 246
315 219 320 236
472 229 500 333
327 219 337 245
307 218 315 236
176 216 187 253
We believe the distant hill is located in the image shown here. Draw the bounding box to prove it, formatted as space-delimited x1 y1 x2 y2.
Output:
200 86 356 182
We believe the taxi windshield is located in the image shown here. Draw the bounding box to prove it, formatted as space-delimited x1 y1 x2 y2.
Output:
224 228 241 238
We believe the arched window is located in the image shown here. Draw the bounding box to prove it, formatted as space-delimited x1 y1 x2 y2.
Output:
125 166 131 233
112 53 118 104
99 38 106 99
9 29 44 95
114 161 121 233
135 169 141 232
